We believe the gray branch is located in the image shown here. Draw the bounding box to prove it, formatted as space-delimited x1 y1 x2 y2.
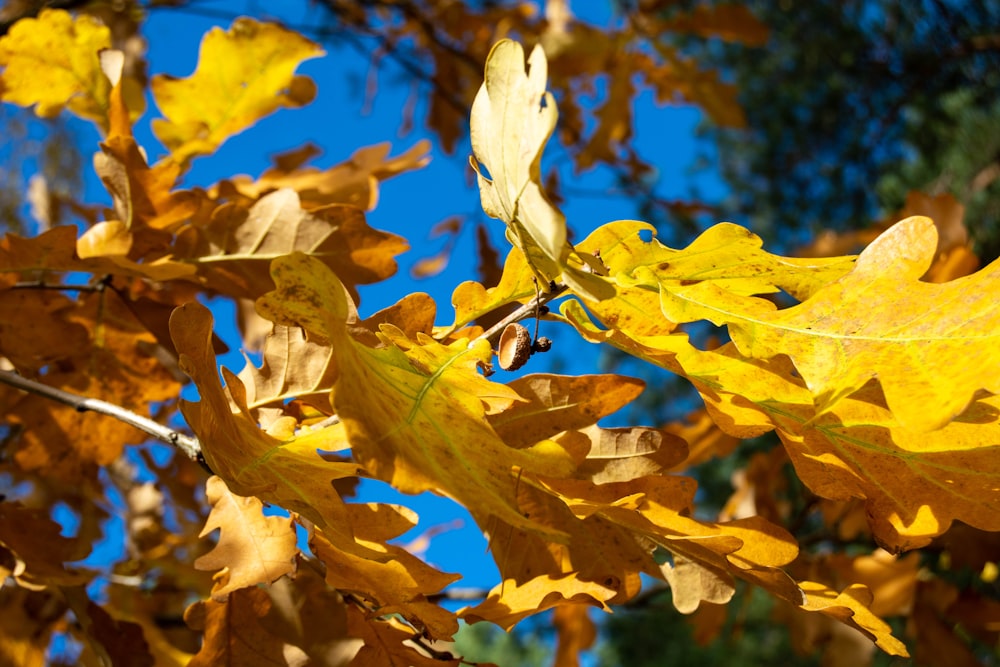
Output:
0 369 203 463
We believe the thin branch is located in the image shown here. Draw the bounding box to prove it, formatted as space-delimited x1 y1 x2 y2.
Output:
476 282 568 347
0 369 207 468
12 280 107 292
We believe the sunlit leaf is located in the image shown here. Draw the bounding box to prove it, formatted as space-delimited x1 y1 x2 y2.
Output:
470 39 612 301
151 18 324 164
0 9 111 127
256 252 577 537
194 476 298 601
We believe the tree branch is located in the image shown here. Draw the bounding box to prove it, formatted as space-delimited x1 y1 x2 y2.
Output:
0 369 206 467
476 282 567 347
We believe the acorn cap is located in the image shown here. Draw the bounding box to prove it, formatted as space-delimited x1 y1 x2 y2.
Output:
497 323 532 371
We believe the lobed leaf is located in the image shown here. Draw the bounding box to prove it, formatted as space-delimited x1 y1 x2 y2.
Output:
470 39 612 301
644 216 1000 431
151 18 323 164
194 476 298 601
257 253 577 538
0 9 111 128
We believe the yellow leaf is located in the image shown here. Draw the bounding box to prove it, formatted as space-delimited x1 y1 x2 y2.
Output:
460 574 617 631
446 244 536 335
151 18 323 164
798 581 909 657
256 252 577 537
77 220 133 258
311 507 461 640
646 216 1000 430
630 337 1000 551
612 220 857 303
169 302 371 556
194 476 298 601
0 9 111 127
470 39 612 301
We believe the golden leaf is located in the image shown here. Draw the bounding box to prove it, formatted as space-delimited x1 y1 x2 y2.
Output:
460 574 616 631
798 581 909 657
151 18 324 164
311 505 460 640
0 9 111 127
170 303 369 555
256 252 577 537
646 216 1000 430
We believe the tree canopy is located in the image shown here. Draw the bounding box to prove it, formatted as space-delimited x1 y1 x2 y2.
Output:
0 3 998 666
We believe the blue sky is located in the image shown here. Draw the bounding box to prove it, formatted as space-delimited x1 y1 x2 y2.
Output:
64 0 727 610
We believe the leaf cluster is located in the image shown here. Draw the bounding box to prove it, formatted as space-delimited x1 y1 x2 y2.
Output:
0 7 998 667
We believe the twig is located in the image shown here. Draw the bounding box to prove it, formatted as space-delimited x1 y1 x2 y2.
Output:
476 282 567 347
0 369 205 466
12 280 107 292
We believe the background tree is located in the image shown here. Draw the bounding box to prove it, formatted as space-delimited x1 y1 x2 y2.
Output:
672 0 1000 255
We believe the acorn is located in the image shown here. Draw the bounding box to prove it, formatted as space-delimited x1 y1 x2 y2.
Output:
497 323 533 371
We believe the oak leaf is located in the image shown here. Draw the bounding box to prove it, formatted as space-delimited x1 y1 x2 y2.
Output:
644 216 1000 431
470 39 612 301
151 18 324 164
311 505 461 640
256 252 578 537
602 333 1000 550
194 476 298 601
346 606 459 667
222 141 431 211
0 502 92 589
0 9 111 128
185 587 289 667
174 188 406 302
798 581 909 656
170 302 369 554
460 574 616 631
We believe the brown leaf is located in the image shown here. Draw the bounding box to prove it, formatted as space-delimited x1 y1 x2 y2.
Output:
346 606 458 667
0 587 68 667
174 188 406 302
194 476 298 601
0 502 92 589
63 587 154 667
184 588 289 667
224 141 431 211
311 508 461 640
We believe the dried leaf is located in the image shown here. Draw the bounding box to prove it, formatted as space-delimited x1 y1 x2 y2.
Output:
185 588 289 667
194 476 298 601
175 188 406 302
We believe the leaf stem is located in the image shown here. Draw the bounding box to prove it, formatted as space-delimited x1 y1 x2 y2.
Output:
0 369 206 467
